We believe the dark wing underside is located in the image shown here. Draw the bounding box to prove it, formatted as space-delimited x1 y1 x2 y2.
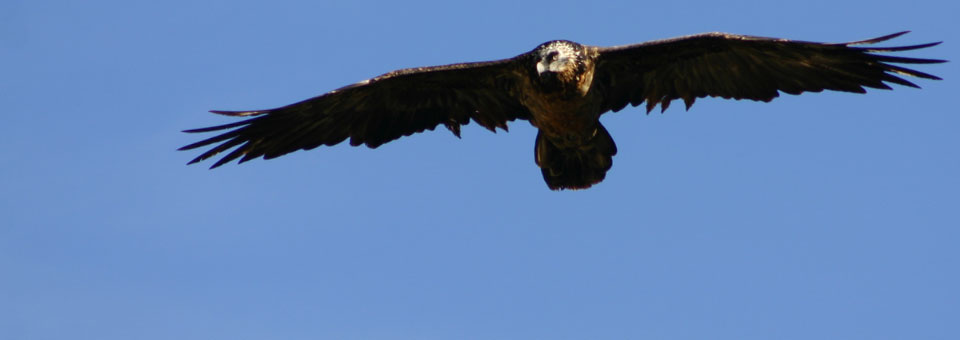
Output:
592 31 945 114
180 58 531 168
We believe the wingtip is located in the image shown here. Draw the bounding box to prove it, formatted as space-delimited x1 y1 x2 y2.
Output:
209 157 233 169
182 127 210 134
184 155 206 166
848 31 911 45
210 109 269 117
864 41 945 53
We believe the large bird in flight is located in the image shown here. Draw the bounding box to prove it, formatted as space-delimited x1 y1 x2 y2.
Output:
181 31 944 190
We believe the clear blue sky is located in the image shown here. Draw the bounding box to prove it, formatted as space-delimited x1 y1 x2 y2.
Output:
2 0 957 339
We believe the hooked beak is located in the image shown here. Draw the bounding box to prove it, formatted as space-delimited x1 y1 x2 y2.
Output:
537 58 567 76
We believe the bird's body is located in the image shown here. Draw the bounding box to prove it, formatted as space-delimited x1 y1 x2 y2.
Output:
525 41 601 145
181 32 944 190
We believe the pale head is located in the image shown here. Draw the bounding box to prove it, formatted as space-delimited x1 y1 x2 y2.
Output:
532 40 590 96
535 40 585 75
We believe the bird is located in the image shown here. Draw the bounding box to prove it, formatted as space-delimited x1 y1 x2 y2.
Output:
180 31 944 190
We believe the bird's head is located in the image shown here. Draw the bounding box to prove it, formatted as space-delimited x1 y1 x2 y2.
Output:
533 40 589 95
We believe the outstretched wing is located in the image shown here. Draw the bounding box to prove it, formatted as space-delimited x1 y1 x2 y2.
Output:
180 59 531 168
592 31 945 114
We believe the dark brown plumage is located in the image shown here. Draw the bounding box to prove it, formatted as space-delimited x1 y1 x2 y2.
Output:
181 31 944 190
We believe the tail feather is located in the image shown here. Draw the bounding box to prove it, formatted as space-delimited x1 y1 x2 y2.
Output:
535 124 618 190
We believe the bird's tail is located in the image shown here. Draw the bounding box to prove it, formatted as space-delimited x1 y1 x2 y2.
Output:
535 124 618 190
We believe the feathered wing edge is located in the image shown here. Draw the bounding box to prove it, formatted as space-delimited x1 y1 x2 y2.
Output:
594 31 946 115
179 58 531 169
178 112 269 168
839 31 945 88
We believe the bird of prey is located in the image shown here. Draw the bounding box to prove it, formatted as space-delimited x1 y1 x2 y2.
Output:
181 31 944 190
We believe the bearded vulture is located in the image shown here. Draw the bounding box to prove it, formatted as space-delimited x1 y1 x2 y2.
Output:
181 31 944 190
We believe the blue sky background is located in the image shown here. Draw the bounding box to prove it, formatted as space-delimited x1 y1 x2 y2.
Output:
2 0 957 339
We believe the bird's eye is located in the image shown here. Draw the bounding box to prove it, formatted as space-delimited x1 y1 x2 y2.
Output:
547 51 559 61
